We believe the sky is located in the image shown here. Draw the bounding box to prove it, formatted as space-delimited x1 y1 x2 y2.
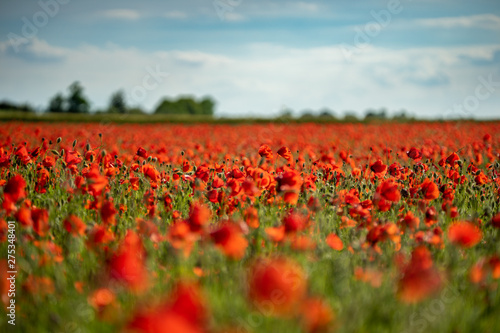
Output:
0 0 499 119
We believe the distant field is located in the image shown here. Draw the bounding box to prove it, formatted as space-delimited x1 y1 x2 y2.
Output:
0 110 482 124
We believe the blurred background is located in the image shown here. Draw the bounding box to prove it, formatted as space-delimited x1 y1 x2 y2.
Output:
0 0 499 119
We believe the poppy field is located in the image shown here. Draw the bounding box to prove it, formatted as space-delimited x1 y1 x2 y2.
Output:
1 121 500 333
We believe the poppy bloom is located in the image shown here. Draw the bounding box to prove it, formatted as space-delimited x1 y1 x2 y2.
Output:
326 233 343 251
65 150 82 167
32 208 49 237
470 256 500 284
247 257 307 316
167 221 197 258
85 165 108 197
277 146 293 161
370 160 387 177
127 282 208 333
244 207 259 229
406 147 422 161
258 145 273 159
448 221 482 248
397 246 442 303
136 147 148 158
275 168 303 205
22 275 54 297
354 267 383 288
14 145 32 165
300 297 334 333
400 211 420 232
210 222 248 260
15 206 33 227
142 164 161 184
88 288 117 320
101 200 117 226
445 152 460 166
64 215 86 236
420 178 439 201
87 225 115 249
188 202 211 232
376 179 401 202
109 231 148 292
3 175 26 203
492 212 500 228
283 211 308 233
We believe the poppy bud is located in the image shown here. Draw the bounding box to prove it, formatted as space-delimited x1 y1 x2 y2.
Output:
73 139 77 148
57 137 62 143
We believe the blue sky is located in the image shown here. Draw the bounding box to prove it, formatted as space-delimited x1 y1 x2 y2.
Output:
0 0 499 118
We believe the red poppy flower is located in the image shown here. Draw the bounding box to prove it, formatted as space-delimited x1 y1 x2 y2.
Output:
188 202 211 232
210 222 248 260
277 146 293 161
244 207 259 228
101 200 117 226
406 147 422 161
448 221 482 248
397 246 442 303
300 297 334 333
370 160 387 177
492 212 500 228
326 233 343 251
127 282 207 333
283 211 308 233
376 179 401 202
32 208 49 237
136 147 148 158
109 231 148 292
420 178 439 200
85 165 108 197
64 215 86 236
247 257 307 316
3 175 26 203
258 144 273 159
445 152 460 166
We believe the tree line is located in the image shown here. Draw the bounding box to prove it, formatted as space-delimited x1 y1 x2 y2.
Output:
0 81 216 116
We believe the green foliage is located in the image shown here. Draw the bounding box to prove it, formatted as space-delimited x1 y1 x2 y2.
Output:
67 81 90 113
155 96 215 116
0 101 34 113
46 93 65 113
107 90 127 114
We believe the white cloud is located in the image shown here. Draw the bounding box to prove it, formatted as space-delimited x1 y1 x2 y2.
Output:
99 9 141 20
0 39 499 119
294 2 319 12
164 11 187 19
416 14 500 30
225 12 246 22
0 37 66 60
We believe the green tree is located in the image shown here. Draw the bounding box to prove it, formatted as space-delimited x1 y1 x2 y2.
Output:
47 93 65 113
67 81 90 113
200 97 215 115
154 98 176 114
108 90 127 114
154 96 215 116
